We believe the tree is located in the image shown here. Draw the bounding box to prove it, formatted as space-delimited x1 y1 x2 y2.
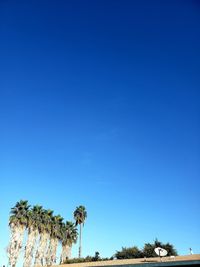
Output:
115 246 142 259
142 243 155 258
60 221 78 263
23 205 42 267
8 200 30 267
34 209 53 266
143 239 178 258
73 205 87 258
93 251 100 261
160 242 178 256
46 214 64 265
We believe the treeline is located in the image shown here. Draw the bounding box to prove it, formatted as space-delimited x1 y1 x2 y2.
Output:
65 252 114 264
115 239 177 259
64 240 177 264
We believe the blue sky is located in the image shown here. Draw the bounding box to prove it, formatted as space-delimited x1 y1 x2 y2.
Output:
0 0 200 265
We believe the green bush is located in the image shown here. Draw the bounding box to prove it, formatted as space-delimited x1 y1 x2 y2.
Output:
143 239 178 257
115 246 142 259
114 239 177 260
64 258 86 264
64 252 113 264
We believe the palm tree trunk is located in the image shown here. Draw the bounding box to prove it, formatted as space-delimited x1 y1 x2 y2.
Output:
41 232 50 266
8 224 26 267
60 244 71 264
51 238 58 264
45 237 54 266
23 227 38 267
15 225 26 265
34 232 49 266
78 224 82 258
66 245 72 259
60 244 66 264
8 223 18 267
9 225 26 267
46 237 59 265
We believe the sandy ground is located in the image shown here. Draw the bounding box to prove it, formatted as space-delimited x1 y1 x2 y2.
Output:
54 254 200 267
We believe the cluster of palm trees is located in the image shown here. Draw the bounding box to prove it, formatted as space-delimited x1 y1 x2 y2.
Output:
7 200 87 267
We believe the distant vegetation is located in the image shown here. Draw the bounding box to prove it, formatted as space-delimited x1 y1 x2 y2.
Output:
115 239 178 259
115 246 143 259
64 252 113 264
64 240 177 264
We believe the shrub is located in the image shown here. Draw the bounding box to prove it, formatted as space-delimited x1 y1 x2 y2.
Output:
115 246 142 259
142 239 178 258
64 252 113 264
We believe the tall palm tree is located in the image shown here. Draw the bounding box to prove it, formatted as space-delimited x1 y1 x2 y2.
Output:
52 215 64 265
23 205 42 267
60 221 78 263
46 215 64 266
41 209 54 265
73 206 87 258
34 209 53 266
8 200 30 267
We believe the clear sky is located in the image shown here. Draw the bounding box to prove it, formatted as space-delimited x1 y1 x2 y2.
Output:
0 0 200 266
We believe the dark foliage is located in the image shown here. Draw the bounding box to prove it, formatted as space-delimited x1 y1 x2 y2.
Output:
64 239 178 263
115 239 177 260
143 239 178 257
115 246 143 259
64 252 113 264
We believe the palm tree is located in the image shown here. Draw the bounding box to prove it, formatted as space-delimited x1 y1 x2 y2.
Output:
34 209 53 266
52 215 64 265
73 205 87 258
23 205 42 267
46 214 64 266
60 221 78 263
8 200 30 267
41 209 54 265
